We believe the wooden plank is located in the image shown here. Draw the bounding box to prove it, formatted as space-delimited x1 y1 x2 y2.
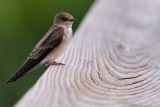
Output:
16 0 160 107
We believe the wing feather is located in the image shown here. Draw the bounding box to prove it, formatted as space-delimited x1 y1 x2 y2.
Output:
29 27 64 59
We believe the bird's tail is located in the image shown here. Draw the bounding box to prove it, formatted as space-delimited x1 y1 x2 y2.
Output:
6 59 41 84
6 68 24 84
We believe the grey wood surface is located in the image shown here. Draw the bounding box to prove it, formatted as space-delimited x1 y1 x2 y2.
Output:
16 0 160 107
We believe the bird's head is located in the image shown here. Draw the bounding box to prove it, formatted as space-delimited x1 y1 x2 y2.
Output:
54 12 75 28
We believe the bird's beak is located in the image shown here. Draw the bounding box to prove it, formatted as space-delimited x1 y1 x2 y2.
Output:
69 18 76 22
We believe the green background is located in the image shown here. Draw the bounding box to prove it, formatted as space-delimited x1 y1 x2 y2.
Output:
0 0 93 106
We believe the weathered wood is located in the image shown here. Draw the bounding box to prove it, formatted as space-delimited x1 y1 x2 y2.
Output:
16 0 160 107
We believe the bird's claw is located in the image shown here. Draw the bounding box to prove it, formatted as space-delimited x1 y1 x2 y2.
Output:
45 61 65 66
52 61 66 65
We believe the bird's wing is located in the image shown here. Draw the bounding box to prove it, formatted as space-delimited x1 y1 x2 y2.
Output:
6 26 64 83
28 26 64 59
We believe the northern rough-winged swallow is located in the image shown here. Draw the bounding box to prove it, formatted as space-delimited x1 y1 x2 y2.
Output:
6 12 75 84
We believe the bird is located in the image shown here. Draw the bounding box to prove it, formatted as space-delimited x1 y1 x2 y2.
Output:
6 12 75 84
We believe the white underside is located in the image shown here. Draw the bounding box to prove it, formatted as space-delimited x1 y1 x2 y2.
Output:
40 27 72 65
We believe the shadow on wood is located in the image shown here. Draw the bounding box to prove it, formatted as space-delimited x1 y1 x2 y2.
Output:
16 0 160 107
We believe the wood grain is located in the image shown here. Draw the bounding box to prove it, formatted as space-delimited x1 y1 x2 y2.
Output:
16 0 160 107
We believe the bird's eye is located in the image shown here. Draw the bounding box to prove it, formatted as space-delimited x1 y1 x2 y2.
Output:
61 17 69 21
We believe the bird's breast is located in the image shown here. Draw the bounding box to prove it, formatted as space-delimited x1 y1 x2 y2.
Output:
65 27 72 38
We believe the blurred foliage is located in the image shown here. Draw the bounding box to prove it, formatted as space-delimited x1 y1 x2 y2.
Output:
0 0 94 106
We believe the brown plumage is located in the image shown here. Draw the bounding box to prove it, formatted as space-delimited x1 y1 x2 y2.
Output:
6 12 75 84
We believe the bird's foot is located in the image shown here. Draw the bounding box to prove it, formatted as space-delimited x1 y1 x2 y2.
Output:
45 61 65 66
51 61 65 65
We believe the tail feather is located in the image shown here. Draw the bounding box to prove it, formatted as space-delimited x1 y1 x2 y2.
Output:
6 59 41 84
6 70 23 84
